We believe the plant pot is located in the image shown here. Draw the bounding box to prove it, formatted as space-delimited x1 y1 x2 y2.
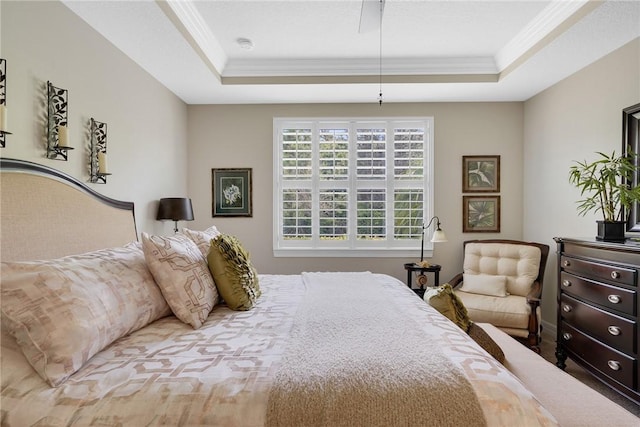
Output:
596 220 626 242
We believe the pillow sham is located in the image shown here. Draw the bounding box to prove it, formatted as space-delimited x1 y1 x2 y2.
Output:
0 244 171 387
207 234 261 311
423 283 471 332
141 232 219 328
459 274 509 297
182 225 221 257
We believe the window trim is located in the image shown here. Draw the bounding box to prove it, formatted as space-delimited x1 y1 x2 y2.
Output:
273 117 435 258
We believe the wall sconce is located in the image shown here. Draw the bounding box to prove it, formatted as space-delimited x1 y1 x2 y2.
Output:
89 118 111 184
420 216 447 264
157 198 194 233
0 58 12 148
46 81 73 160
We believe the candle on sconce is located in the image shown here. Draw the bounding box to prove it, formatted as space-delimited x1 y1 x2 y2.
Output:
57 125 70 147
0 105 7 132
98 152 109 174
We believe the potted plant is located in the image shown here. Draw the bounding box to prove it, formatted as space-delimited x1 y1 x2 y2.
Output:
569 149 640 242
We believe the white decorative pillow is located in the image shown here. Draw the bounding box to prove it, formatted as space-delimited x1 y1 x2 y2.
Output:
459 274 509 297
182 225 221 257
141 232 219 328
0 244 171 387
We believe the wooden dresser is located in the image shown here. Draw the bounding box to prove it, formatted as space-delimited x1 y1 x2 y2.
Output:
555 237 640 405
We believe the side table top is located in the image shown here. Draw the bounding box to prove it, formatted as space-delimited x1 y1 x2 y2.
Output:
404 263 441 271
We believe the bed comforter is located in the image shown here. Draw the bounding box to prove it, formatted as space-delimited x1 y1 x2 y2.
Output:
1 273 557 426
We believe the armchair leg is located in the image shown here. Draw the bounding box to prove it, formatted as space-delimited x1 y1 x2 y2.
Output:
527 332 541 354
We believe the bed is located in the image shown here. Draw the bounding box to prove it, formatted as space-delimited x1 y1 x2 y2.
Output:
0 158 560 426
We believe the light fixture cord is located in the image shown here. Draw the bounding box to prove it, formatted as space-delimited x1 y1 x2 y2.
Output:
378 0 383 106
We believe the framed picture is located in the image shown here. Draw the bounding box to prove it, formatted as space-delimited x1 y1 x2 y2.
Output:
462 155 500 193
212 168 253 217
463 195 501 233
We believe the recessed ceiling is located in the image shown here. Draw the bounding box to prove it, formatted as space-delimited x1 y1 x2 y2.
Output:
63 0 640 104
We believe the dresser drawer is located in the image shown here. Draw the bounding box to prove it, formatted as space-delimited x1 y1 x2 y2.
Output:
560 272 637 316
560 255 636 286
560 294 636 355
560 322 636 389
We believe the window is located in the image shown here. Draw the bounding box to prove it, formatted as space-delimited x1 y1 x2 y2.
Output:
273 117 434 257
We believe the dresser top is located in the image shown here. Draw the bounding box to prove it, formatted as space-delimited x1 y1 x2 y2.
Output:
554 237 640 254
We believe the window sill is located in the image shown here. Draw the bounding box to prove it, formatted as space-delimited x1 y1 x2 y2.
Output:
273 248 434 258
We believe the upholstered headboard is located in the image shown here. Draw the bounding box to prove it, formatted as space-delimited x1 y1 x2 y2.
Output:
0 158 137 262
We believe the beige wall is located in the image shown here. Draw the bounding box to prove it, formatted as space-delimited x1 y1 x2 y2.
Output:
187 102 525 284
523 37 640 330
0 1 188 236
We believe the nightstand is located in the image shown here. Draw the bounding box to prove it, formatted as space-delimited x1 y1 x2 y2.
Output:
404 263 441 298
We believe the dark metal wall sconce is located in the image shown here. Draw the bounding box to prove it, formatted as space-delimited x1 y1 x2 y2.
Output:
46 81 73 160
0 58 12 148
89 118 111 184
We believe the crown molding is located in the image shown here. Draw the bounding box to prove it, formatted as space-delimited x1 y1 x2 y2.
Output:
222 57 497 78
156 0 226 78
221 73 498 86
495 0 597 72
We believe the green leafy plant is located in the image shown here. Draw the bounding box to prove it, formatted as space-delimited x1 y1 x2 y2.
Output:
569 149 640 222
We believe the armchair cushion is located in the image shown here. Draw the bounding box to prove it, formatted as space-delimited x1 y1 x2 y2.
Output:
454 291 531 331
459 274 508 297
463 243 541 297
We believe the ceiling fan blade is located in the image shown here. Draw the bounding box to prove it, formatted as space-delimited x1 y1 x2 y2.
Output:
359 0 385 33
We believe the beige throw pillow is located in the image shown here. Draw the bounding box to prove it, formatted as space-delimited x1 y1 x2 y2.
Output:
459 274 509 297
182 225 221 257
142 232 219 328
207 234 261 311
0 244 171 387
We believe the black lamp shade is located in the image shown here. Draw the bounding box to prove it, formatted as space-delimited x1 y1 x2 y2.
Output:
157 198 194 221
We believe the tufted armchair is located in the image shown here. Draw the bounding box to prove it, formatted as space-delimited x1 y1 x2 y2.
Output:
449 239 550 351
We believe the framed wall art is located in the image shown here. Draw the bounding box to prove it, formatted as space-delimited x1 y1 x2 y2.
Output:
463 195 501 233
462 155 500 193
212 168 253 217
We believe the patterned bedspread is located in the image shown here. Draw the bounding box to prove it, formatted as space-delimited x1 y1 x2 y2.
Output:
1 274 557 426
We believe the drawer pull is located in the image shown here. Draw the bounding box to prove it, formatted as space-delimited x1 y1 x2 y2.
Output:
607 360 621 371
610 271 620 280
562 279 571 287
607 294 621 304
607 326 621 336
562 332 572 341
562 304 572 313
563 260 571 267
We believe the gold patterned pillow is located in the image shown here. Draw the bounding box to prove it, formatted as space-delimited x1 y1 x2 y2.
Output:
423 284 471 332
0 244 171 387
207 234 261 311
467 323 505 364
182 225 221 257
141 232 219 328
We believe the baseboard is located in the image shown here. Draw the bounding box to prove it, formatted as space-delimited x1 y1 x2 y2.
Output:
542 319 556 338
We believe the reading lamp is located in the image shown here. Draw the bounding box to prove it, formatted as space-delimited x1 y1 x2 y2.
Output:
420 216 447 263
157 198 194 233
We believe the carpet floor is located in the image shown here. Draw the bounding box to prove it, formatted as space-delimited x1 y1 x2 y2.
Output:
538 330 640 417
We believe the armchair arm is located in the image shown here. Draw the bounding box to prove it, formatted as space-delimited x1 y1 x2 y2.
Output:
448 273 464 288
526 281 542 306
